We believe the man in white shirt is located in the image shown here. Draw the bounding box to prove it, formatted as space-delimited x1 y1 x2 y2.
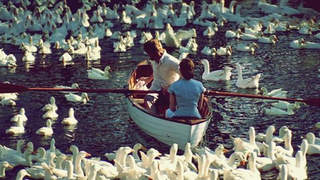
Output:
142 39 180 114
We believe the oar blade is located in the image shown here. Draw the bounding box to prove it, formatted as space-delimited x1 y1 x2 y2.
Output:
0 83 29 93
303 99 320 107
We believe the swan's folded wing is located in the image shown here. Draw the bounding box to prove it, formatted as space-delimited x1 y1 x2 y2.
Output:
175 29 195 41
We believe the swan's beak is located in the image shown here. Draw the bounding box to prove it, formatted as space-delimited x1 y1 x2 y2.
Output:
223 148 230 153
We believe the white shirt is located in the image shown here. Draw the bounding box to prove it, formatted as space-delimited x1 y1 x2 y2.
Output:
150 51 180 91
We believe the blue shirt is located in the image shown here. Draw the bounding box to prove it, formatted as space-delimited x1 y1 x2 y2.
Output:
168 79 205 118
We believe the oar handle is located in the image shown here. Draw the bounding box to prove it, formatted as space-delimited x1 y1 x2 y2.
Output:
0 83 159 94
205 90 305 102
28 87 159 94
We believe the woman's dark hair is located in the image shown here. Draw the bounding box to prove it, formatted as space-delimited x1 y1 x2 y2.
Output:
180 58 195 80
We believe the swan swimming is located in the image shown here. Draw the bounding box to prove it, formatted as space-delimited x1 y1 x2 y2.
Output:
235 63 261 89
200 59 233 81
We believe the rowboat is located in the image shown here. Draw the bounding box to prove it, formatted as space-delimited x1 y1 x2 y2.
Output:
125 60 212 150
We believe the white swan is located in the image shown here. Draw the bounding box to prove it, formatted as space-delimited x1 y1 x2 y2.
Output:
258 34 278 44
61 108 78 125
87 66 111 80
260 87 287 98
216 45 232 56
41 96 58 111
290 38 306 49
42 106 58 119
234 42 259 54
10 108 28 123
5 116 25 135
54 83 80 93
65 93 89 104
201 46 216 56
264 104 295 116
256 125 288 144
59 52 73 65
240 31 264 40
36 119 53 136
263 25 276 34
271 100 303 110
235 63 261 89
22 51 35 62
225 29 242 38
203 26 215 37
304 134 320 155
278 149 308 179
0 98 16 106
0 161 13 178
200 59 233 81
304 41 320 49
275 130 294 157
15 169 31 180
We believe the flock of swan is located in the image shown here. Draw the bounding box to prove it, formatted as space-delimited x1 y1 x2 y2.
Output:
1 124 320 179
0 0 320 179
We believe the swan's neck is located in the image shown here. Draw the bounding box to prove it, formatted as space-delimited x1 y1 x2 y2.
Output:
66 161 74 179
75 155 85 176
284 136 292 149
17 118 24 127
16 171 25 180
0 165 5 177
249 131 256 145
17 143 23 154
202 61 210 78
24 153 32 166
265 130 273 144
88 166 98 180
133 150 139 161
228 153 238 166
236 65 243 80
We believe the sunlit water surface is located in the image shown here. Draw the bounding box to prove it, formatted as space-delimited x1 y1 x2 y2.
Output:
1 1 320 179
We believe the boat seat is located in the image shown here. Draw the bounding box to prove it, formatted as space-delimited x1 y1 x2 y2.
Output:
134 98 144 104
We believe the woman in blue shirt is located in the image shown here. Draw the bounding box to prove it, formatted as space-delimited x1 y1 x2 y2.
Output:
166 58 205 118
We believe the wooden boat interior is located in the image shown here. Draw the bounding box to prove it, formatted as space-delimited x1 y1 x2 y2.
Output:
127 60 212 125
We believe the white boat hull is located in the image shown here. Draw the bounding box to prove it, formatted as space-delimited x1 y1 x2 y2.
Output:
126 98 211 150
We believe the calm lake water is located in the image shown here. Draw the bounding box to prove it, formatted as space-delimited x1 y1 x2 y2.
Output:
1 0 320 179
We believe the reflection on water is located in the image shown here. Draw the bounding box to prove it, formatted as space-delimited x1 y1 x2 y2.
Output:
0 3 320 180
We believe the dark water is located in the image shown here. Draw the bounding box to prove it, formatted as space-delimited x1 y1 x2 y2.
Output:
1 1 320 179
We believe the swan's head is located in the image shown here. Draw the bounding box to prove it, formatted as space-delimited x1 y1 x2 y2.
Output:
1 161 13 169
200 59 208 65
71 83 80 89
259 87 268 94
250 42 259 48
104 66 111 72
81 93 89 102
255 73 261 79
235 63 242 70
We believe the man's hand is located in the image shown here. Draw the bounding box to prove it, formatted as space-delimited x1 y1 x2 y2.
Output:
162 86 169 95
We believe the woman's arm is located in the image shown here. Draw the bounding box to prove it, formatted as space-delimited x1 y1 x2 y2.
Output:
169 93 176 111
198 93 204 110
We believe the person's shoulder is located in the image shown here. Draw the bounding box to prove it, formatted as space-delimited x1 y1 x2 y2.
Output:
163 52 179 63
191 79 203 84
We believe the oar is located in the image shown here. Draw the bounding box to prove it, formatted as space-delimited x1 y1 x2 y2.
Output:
0 83 158 94
206 90 320 107
1 83 320 107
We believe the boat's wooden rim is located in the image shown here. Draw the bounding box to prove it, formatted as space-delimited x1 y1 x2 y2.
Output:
127 95 211 125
